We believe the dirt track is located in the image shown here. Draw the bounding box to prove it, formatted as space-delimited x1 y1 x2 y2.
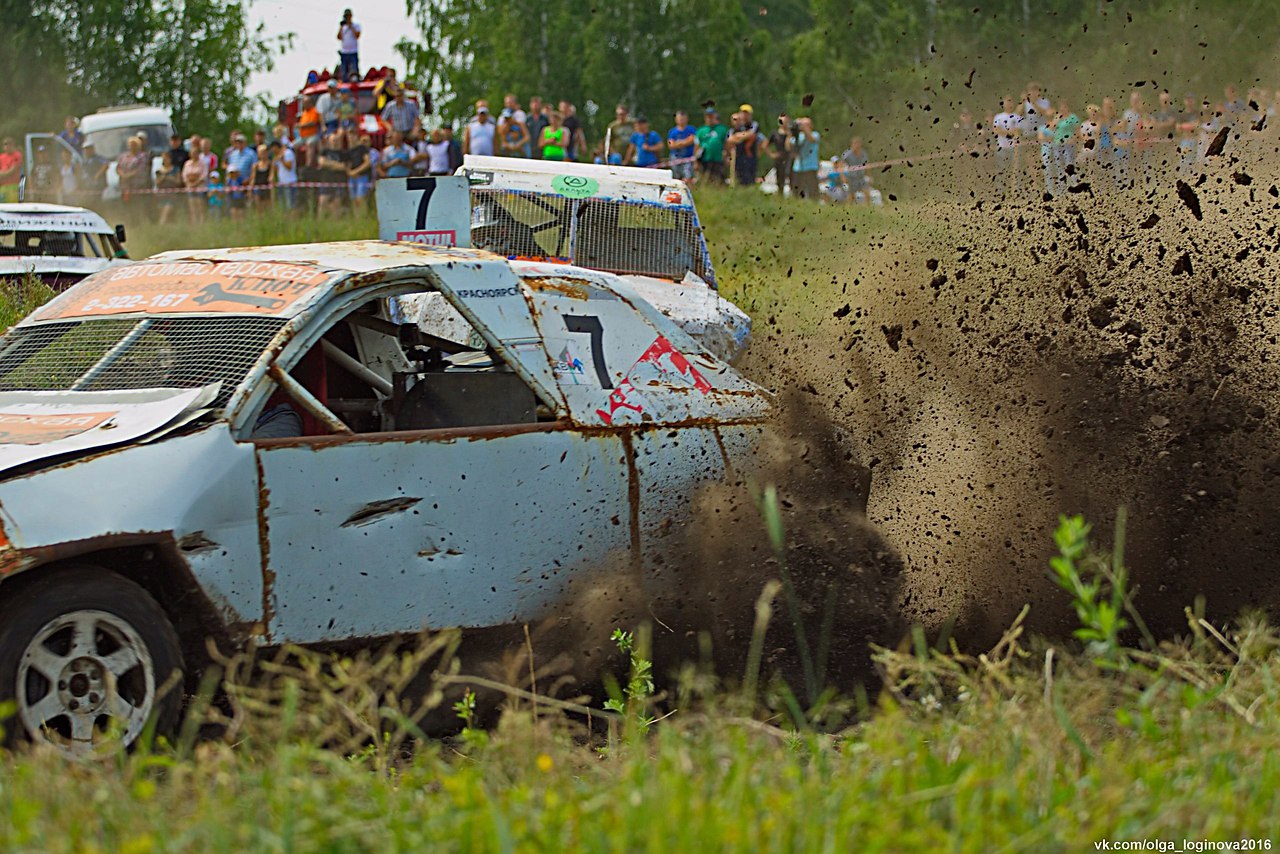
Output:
745 136 1280 647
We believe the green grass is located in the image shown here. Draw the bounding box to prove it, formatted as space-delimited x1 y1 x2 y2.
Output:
2 198 1279 852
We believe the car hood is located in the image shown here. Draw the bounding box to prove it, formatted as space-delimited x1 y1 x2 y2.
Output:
0 384 219 477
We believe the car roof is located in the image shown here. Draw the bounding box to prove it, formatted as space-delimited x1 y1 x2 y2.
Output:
21 240 514 326
460 155 691 205
0 204 113 233
79 107 172 132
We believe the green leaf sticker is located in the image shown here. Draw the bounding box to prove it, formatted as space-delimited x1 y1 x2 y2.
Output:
551 174 600 198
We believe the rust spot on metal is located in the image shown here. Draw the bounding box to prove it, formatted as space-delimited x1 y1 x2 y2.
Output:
711 427 734 478
619 432 642 571
524 276 592 300
255 452 275 640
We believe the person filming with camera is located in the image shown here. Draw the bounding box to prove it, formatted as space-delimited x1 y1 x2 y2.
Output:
337 9 362 82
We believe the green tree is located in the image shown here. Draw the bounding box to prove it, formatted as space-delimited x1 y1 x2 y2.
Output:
10 0 290 140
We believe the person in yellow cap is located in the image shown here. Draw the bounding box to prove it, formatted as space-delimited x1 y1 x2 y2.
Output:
728 104 762 185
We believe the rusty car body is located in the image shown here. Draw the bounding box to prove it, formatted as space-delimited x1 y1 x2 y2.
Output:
0 239 769 754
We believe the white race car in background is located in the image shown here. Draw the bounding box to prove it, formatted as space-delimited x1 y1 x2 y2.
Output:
455 157 752 362
0 203 130 290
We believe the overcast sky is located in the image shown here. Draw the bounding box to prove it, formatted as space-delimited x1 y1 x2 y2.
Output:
248 1 417 105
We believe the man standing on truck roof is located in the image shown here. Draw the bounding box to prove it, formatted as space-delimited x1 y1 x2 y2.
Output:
337 9 362 82
0 139 21 203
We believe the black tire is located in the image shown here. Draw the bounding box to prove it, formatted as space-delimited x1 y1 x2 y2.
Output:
0 566 184 756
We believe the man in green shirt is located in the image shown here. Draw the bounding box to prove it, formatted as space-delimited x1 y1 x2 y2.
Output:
696 108 729 184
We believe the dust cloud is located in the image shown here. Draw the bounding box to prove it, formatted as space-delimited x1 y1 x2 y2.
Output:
744 130 1280 648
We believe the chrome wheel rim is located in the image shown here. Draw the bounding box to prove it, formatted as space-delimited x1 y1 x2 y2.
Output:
17 609 156 757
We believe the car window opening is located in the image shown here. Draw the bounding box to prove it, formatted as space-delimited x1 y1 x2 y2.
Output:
253 296 547 440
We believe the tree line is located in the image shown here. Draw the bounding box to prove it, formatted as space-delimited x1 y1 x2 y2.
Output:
399 0 1280 152
1 0 288 143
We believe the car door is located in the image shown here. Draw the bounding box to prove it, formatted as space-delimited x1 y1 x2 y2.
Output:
251 287 632 646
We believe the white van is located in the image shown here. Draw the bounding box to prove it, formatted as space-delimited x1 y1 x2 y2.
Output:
78 106 175 199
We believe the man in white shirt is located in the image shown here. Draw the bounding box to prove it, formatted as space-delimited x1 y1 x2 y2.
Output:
993 96 1021 171
464 103 497 157
503 94 527 126
316 80 340 134
337 9 362 82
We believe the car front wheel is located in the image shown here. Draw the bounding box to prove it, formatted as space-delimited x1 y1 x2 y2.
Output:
0 567 184 757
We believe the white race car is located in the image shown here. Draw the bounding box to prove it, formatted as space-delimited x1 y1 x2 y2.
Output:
456 157 752 362
0 239 770 755
0 203 129 290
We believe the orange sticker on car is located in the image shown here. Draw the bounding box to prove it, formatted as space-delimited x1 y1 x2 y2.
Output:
33 261 333 321
0 411 117 445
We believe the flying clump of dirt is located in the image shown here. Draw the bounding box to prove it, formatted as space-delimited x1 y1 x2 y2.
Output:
747 135 1280 646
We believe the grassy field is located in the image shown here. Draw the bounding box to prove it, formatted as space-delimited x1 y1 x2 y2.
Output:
2 194 1279 851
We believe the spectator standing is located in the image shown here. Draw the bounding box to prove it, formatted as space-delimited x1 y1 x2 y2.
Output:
626 116 663 167
791 117 821 200
464 104 496 156
207 170 225 220
59 150 79 205
727 105 761 185
250 144 273 210
1051 101 1080 195
315 132 347 215
1100 96 1119 187
116 136 151 200
607 104 634 161
840 136 871 204
337 89 358 130
527 98 549 157
380 89 420 135
225 166 247 220
667 110 697 181
317 80 341 134
346 132 372 204
538 111 571 161
559 101 586 161
425 128 452 175
166 133 189 171
0 138 22 203
270 140 298 209
57 117 84 153
154 151 183 223
503 94 528 125
993 96 1020 176
766 113 793 194
1152 91 1178 142
298 97 322 158
225 132 257 184
337 9 362 82
79 142 110 199
499 109 531 158
181 143 208 223
442 125 463 172
379 130 415 178
695 108 728 183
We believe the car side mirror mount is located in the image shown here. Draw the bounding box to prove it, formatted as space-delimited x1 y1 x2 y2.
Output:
115 224 127 244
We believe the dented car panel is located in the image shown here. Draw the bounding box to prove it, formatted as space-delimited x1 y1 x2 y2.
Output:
0 239 769 650
0 424 263 623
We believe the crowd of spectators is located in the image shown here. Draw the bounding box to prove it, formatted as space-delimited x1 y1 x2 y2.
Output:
952 82 1277 196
